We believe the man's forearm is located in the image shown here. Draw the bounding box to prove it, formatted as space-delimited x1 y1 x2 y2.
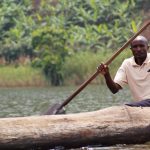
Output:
97 63 121 93
104 73 120 94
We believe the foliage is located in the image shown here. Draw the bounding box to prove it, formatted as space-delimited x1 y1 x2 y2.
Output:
0 0 34 62
63 49 132 84
0 0 146 85
32 26 69 85
0 65 46 87
58 0 142 51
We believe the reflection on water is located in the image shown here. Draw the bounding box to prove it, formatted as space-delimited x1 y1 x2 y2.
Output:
0 85 149 150
0 85 131 117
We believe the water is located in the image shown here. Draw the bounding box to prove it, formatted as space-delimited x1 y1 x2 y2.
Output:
0 85 149 149
0 85 131 117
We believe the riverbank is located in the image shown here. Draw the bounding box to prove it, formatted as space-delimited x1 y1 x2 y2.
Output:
0 50 132 87
0 66 47 87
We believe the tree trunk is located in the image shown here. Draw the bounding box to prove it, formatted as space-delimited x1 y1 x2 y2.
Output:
0 106 150 149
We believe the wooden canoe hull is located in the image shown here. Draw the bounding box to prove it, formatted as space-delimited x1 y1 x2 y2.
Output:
0 106 150 149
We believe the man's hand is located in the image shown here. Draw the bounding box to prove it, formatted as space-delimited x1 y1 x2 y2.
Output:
97 63 109 75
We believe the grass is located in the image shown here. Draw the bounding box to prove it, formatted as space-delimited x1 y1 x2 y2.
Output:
0 49 132 87
63 49 132 85
0 65 47 87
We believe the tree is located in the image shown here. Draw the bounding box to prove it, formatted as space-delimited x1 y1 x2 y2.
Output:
32 26 69 85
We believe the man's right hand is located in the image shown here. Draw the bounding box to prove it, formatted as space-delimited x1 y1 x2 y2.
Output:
97 63 109 75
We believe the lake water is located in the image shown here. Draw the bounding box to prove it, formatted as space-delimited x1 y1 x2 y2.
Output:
0 84 149 149
0 84 131 117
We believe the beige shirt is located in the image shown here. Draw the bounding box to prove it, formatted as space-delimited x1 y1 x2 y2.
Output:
114 53 150 101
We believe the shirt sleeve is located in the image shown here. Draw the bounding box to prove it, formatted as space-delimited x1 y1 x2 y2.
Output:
114 60 128 88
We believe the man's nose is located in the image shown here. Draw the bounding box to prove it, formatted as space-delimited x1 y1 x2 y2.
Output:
136 46 142 51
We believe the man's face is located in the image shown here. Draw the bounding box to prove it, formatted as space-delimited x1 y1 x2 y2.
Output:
130 40 149 59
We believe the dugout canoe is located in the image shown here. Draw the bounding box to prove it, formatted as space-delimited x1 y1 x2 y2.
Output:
0 106 150 149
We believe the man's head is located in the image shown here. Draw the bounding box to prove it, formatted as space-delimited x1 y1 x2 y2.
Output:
130 35 149 60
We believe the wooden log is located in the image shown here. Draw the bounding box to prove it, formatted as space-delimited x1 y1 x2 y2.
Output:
0 106 150 149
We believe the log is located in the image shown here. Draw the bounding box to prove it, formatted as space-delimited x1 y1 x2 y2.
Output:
0 106 150 149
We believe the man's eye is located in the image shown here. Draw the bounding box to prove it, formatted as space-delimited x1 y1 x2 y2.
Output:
132 45 145 48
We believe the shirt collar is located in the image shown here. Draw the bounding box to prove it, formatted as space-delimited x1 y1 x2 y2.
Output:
131 53 150 67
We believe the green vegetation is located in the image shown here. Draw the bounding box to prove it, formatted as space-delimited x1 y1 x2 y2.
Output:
0 0 149 86
0 66 47 87
63 49 132 84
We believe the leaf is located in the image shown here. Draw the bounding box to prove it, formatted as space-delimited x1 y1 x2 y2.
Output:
131 20 137 33
36 14 42 21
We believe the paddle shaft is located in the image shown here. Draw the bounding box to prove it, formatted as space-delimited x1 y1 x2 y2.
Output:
55 21 150 114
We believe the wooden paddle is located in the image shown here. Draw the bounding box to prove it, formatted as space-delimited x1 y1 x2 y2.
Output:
43 21 150 115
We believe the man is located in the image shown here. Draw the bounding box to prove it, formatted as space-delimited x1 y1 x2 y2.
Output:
97 35 150 106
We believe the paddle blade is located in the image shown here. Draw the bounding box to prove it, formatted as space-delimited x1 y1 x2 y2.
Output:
43 103 66 115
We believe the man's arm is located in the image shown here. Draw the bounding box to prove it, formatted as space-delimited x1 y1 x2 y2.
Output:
97 63 122 94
